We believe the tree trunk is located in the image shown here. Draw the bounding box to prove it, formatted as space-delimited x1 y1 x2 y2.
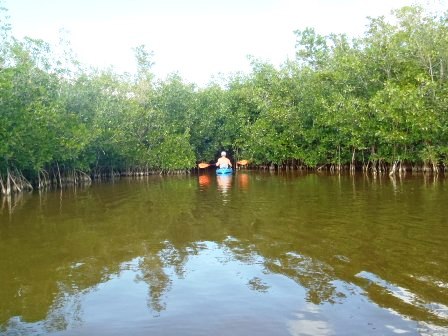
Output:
6 169 11 195
56 162 62 187
0 175 5 195
350 148 356 172
432 160 439 174
389 160 399 176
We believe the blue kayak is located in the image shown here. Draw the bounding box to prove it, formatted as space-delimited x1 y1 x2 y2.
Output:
216 167 233 175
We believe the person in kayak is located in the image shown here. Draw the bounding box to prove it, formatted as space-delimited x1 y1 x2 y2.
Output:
216 151 232 169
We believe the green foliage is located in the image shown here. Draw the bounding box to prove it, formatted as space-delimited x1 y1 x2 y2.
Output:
1 3 447 185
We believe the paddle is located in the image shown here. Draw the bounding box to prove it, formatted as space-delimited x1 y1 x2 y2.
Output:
198 159 249 169
198 163 216 169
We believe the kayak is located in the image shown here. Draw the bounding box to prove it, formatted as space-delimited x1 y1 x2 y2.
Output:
216 167 233 175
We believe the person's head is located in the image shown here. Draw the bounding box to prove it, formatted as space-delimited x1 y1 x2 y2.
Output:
221 151 226 157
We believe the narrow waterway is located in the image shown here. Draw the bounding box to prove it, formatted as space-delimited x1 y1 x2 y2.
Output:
0 172 447 335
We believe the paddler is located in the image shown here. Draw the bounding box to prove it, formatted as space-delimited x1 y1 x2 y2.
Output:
216 151 232 169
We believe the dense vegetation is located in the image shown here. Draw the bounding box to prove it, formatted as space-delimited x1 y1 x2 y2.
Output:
1 5 448 194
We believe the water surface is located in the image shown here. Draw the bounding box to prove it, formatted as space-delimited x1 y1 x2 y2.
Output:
1 172 447 335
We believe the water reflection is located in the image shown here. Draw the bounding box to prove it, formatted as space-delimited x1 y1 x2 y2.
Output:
237 173 249 191
216 174 232 193
356 271 448 321
0 191 32 215
0 173 447 335
288 304 331 336
198 174 211 190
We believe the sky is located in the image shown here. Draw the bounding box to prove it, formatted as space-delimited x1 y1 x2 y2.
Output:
3 0 447 85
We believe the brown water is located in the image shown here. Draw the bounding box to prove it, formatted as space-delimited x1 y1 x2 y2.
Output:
0 172 447 336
